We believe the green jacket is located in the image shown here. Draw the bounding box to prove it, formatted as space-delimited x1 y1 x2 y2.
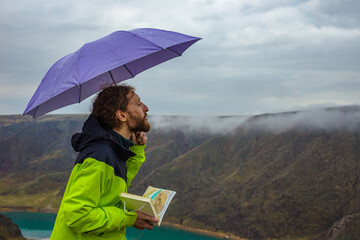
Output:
50 115 145 239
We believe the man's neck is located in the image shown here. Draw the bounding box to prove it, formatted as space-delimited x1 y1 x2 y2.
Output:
112 127 132 139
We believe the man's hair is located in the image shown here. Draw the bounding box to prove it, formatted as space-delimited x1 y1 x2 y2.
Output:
92 84 135 129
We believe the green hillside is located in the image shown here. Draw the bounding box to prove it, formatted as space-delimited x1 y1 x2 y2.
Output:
0 114 212 212
0 108 360 239
132 128 360 239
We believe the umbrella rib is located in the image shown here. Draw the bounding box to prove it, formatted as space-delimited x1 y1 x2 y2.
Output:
34 106 40 118
78 84 82 102
167 48 181 56
108 71 117 86
124 65 135 78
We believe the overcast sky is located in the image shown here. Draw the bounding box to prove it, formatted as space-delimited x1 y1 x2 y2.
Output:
1 0 359 117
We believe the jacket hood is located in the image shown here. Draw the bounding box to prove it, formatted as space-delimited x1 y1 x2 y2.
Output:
71 114 133 154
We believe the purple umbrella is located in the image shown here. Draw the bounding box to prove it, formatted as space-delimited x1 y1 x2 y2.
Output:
23 28 201 118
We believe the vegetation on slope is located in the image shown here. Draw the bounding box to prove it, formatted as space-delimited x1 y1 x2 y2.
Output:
0 108 359 239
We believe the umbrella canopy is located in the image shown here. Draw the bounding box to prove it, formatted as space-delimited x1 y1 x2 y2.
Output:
24 28 201 118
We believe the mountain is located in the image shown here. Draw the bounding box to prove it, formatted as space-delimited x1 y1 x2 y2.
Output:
0 107 360 239
131 106 360 239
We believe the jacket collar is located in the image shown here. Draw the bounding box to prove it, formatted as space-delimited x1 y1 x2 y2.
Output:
71 114 135 158
108 129 135 149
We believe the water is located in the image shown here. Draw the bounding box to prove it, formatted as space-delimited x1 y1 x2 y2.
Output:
2 212 55 239
1 212 222 240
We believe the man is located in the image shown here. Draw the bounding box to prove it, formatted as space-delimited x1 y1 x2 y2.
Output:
50 85 158 239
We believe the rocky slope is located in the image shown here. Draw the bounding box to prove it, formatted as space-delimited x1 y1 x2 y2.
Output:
0 213 26 240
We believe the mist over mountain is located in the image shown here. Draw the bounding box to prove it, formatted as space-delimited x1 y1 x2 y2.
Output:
243 106 360 133
148 106 360 134
149 115 249 134
0 106 360 239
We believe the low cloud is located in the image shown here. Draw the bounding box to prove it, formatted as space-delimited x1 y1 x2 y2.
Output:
148 115 249 134
148 106 360 135
243 106 360 133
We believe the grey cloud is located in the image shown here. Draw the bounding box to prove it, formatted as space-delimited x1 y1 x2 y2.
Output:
148 115 249 134
305 0 360 28
239 0 308 14
243 106 360 133
1 0 360 116
148 106 360 135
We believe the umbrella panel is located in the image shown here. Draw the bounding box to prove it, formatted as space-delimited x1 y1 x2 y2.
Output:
79 67 133 101
30 47 188 117
29 86 80 118
78 48 181 102
125 48 179 77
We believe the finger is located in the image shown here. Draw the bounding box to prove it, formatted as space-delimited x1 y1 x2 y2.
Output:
137 219 154 230
136 132 143 143
144 222 154 230
140 136 147 145
137 133 147 145
137 212 157 222
141 215 158 223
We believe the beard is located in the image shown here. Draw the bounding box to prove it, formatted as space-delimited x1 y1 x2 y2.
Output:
128 113 151 133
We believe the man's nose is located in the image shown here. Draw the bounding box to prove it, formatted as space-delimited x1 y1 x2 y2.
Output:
143 103 149 112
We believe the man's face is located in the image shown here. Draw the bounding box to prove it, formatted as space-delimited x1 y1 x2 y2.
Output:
125 91 150 132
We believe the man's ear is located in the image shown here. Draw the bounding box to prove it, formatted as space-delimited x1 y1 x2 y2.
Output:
115 110 127 122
